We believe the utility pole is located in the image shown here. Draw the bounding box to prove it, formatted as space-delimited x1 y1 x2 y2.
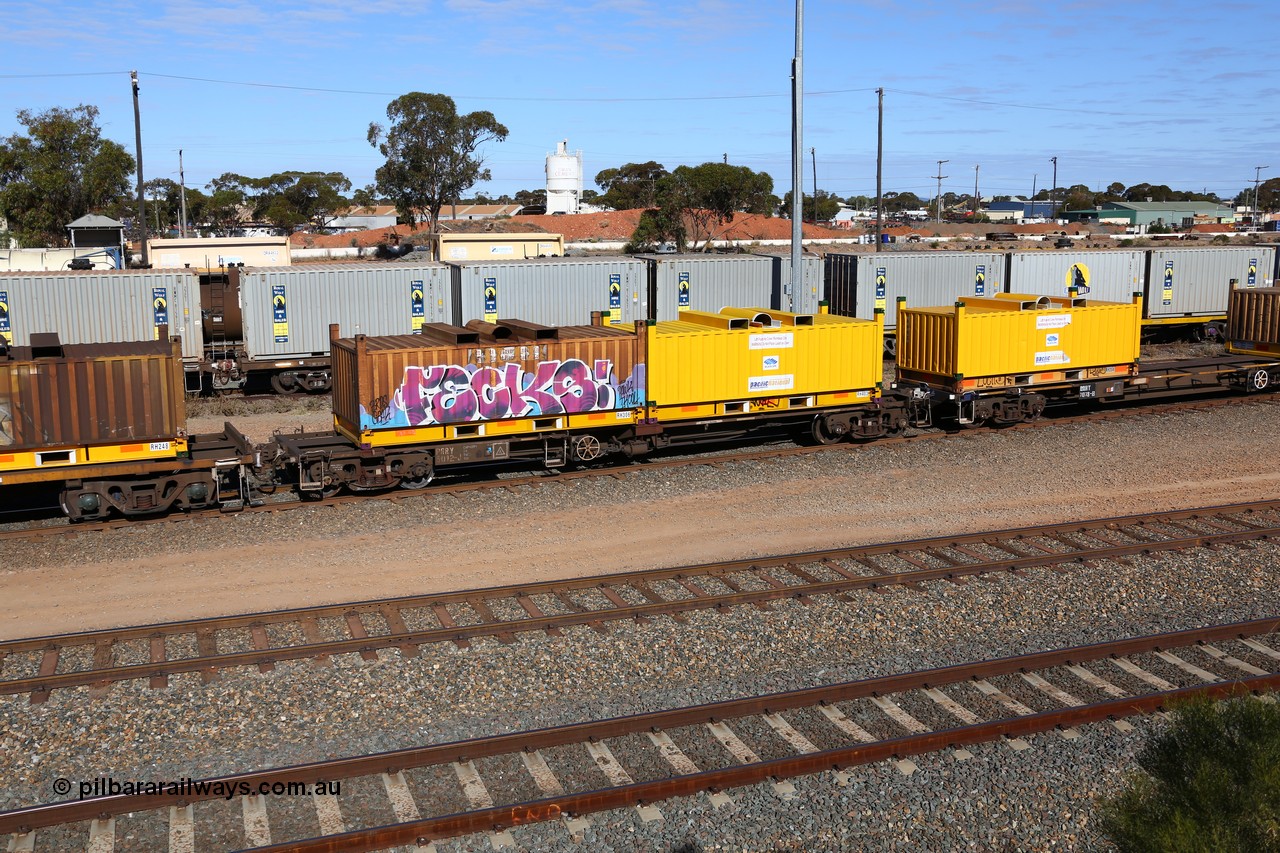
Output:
1050 156 1058 222
875 87 884 252
179 149 188 239
723 153 728 164
1253 165 1269 228
131 71 148 267
789 0 803 312
810 147 817 223
933 160 949 223
973 164 980 219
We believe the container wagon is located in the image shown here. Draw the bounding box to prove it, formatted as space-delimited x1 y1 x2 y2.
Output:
267 307 906 495
0 334 255 520
895 292 1143 426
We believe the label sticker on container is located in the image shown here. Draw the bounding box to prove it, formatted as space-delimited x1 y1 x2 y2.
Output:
1046 333 1060 346
1036 314 1072 330
749 332 793 350
1034 350 1069 366
152 287 168 339
272 284 289 343
762 355 780 371
149 441 171 452
1067 262 1090 294
411 280 425 331
484 277 498 323
975 265 986 296
1163 261 1174 306
609 273 622 325
678 272 690 311
875 267 887 309
1249 259 1258 287
748 374 794 392
0 290 10 345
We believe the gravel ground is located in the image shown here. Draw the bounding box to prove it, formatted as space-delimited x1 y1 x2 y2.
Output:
1 536 1277 849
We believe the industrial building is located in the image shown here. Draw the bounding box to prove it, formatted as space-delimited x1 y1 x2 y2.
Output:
1065 201 1235 229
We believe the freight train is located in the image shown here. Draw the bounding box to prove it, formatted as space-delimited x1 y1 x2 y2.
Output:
0 245 1273 395
5 286 1280 522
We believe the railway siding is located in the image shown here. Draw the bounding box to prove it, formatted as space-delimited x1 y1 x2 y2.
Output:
3 620 1278 849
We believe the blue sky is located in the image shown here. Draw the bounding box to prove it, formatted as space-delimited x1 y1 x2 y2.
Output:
2 1 1277 205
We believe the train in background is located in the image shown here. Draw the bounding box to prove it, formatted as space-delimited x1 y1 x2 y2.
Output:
7 284 1280 522
0 245 1274 395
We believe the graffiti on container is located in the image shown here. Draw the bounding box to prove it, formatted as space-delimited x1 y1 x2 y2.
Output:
754 397 782 409
367 395 391 425
363 358 646 428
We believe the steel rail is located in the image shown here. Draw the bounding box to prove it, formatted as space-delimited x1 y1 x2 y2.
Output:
1 616 1276 836
2 501 1277 699
260 675 1280 853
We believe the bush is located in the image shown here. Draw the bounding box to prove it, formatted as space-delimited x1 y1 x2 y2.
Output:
1101 696 1280 852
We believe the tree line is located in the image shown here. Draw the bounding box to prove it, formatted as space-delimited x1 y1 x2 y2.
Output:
2 96 1276 251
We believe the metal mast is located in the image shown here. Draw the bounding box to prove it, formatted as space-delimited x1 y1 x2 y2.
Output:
789 0 803 312
131 71 148 267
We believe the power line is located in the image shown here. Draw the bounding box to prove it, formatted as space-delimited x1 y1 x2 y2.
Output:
142 72 800 103
0 71 127 79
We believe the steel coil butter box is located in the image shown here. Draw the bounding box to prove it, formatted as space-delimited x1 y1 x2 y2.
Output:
897 293 1142 382
646 308 882 419
1226 287 1280 357
330 320 646 444
0 337 186 451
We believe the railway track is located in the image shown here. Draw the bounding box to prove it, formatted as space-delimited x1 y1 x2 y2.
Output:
3 499 1277 704
0 393 1271 543
3 617 1277 851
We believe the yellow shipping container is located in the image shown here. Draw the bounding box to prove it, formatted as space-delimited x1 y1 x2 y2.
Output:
897 293 1142 384
646 308 882 420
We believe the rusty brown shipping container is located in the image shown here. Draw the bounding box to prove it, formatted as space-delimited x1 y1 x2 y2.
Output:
1226 287 1280 354
330 320 646 439
0 336 186 450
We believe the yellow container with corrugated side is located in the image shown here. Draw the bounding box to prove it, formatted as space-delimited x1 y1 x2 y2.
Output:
646 307 882 420
897 293 1142 386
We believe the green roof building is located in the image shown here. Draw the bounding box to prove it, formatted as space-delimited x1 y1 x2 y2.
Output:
1065 201 1234 227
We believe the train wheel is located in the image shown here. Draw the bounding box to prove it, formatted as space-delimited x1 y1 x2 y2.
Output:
270 373 300 394
1249 368 1271 392
302 461 341 500
397 463 436 490
810 415 846 446
570 434 604 462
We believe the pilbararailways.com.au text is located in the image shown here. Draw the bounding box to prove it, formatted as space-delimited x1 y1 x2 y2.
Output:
55 777 341 801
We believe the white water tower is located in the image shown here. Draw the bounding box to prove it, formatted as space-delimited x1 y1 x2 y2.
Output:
545 140 583 214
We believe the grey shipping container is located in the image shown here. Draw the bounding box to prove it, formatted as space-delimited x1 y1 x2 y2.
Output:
1145 246 1278 319
1008 249 1146 303
450 256 649 328
239 263 453 360
824 251 1007 331
0 269 204 363
755 253 823 315
635 254 775 321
